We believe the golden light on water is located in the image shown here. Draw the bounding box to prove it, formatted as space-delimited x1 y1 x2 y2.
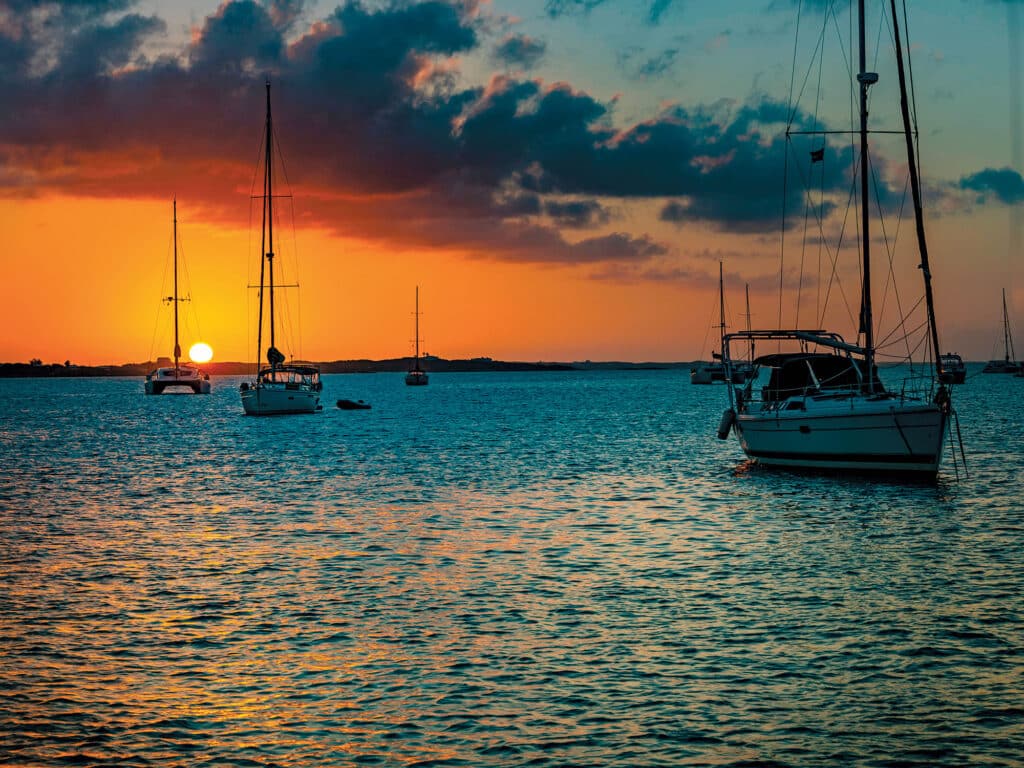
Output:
189 342 213 363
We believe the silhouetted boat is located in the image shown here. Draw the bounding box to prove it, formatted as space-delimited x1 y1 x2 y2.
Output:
145 199 211 395
240 81 322 415
718 0 954 477
940 353 967 384
405 285 429 386
692 264 747 385
337 399 371 410
982 290 1020 374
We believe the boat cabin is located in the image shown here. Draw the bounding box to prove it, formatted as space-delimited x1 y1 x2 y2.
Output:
256 365 322 391
754 353 881 403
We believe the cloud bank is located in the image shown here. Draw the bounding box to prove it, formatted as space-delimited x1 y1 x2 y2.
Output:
0 0 1008 270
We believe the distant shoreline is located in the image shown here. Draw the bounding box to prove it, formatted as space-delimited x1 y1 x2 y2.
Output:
0 358 695 378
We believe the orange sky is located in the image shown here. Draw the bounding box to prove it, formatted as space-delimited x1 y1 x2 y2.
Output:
1 193 1019 366
0 195 715 365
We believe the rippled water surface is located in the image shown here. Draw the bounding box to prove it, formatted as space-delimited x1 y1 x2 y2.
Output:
1 369 1022 767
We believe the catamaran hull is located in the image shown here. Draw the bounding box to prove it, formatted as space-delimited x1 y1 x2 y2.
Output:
734 404 948 475
146 380 211 395
145 368 211 395
241 386 320 416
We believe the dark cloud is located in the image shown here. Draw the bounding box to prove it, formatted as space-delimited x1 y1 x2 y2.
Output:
647 0 676 24
618 47 678 81
638 48 678 79
958 167 1024 204
544 0 677 23
0 0 990 267
543 198 609 228
4 0 136 14
493 34 546 70
63 13 165 76
543 0 606 17
190 1 285 72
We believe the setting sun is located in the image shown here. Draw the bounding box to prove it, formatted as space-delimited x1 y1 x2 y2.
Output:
189 342 213 364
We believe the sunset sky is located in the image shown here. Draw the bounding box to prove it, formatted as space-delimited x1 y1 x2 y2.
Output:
1 0 1022 365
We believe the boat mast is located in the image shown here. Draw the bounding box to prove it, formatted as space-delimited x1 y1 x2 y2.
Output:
718 261 725 357
414 286 420 370
1004 289 1016 362
889 0 943 381
745 283 753 363
172 198 180 372
857 0 876 391
265 79 277 371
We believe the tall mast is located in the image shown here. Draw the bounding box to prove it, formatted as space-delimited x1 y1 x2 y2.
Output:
857 0 877 391
415 286 420 367
718 261 725 354
890 0 943 380
265 79 276 366
745 283 752 362
173 195 181 370
1004 289 1012 362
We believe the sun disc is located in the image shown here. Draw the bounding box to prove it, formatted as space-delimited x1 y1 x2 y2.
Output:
189 342 213 364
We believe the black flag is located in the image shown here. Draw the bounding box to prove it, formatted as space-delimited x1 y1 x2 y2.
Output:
810 147 825 163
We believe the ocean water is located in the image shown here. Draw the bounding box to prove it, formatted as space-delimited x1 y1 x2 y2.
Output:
1 369 1022 767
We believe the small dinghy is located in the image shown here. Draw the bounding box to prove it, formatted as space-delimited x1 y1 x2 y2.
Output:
337 399 371 410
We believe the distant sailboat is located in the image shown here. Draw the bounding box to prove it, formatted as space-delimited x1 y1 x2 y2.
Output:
240 80 322 415
145 199 211 395
405 286 429 386
982 289 1021 374
717 0 953 477
691 263 744 384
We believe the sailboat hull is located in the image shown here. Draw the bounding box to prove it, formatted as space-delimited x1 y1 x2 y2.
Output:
734 401 948 475
241 384 320 415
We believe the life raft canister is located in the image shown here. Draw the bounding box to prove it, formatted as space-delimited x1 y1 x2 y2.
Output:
717 408 736 440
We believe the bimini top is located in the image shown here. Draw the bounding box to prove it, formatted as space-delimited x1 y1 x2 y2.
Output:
257 364 321 377
755 353 882 402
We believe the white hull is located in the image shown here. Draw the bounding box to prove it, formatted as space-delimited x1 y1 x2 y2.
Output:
241 384 320 415
145 367 210 395
734 399 948 474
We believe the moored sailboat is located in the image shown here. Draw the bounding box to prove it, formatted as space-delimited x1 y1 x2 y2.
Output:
691 263 745 385
982 289 1021 374
145 199 211 395
240 80 322 416
718 0 953 477
405 285 429 386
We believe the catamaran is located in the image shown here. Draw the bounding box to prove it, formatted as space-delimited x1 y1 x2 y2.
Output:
717 0 954 477
405 286 429 386
240 81 322 415
145 199 211 395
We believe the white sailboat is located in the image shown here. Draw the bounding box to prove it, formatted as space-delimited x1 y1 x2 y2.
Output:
405 285 429 386
718 0 953 477
691 263 746 385
145 199 211 395
240 80 322 416
691 263 727 384
982 289 1021 374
